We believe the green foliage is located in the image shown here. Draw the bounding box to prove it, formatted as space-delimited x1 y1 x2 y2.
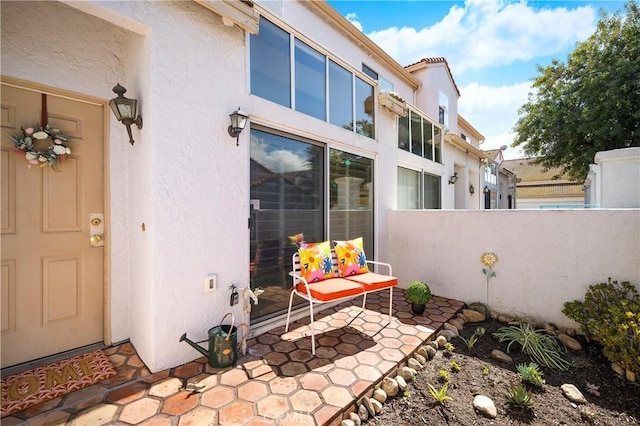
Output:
443 342 455 355
406 281 432 304
512 1 640 181
494 323 572 371
563 278 640 373
438 369 449 382
450 361 461 372
427 382 453 405
506 383 534 409
481 364 491 375
457 326 485 352
516 363 545 387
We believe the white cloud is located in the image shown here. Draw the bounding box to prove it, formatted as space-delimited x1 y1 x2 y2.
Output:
361 0 596 75
345 13 363 31
251 139 310 173
458 81 532 159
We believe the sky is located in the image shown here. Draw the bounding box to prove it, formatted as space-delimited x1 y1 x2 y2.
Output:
327 0 628 159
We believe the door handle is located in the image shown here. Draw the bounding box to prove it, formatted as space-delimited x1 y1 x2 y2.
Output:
90 213 105 247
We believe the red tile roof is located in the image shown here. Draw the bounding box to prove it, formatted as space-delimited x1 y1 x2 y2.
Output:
404 57 461 97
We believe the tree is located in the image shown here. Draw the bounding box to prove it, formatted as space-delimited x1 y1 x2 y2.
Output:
513 1 640 181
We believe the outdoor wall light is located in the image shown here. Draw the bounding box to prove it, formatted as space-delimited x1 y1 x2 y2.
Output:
228 107 249 146
109 83 143 145
448 172 459 185
484 186 490 194
469 184 475 195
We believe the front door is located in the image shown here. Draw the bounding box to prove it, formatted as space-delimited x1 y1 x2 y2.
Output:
1 81 105 368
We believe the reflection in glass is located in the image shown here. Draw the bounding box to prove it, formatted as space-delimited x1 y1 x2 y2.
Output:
250 18 291 107
424 173 441 209
398 167 420 209
424 120 434 161
295 39 326 120
329 60 352 130
398 114 409 151
355 77 374 138
410 111 423 157
249 129 324 322
329 149 374 258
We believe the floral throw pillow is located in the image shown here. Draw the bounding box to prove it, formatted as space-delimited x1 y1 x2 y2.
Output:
334 237 369 277
298 240 334 283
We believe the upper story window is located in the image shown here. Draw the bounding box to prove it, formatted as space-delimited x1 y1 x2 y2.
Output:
251 18 375 139
484 163 498 185
461 133 467 141
438 92 449 130
362 64 393 93
398 110 442 163
250 18 290 108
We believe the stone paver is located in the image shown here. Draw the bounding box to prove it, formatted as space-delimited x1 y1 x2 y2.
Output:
5 290 464 426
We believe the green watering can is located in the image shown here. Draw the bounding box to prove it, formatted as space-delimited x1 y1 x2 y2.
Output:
179 313 237 368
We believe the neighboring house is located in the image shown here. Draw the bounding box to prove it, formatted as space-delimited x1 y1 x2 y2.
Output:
1 0 493 372
482 148 517 209
502 158 585 208
584 147 640 208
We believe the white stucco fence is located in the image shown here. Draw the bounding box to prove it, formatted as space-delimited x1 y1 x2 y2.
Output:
387 209 640 327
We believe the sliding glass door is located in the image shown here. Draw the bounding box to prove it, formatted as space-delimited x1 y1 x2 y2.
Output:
250 128 324 321
250 128 374 323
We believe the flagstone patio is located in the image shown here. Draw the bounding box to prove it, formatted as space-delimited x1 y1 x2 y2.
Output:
3 290 463 425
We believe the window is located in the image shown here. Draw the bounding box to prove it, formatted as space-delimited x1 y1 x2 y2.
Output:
355 77 375 138
250 20 375 138
484 163 497 185
362 64 378 80
410 111 423 157
438 92 449 130
397 167 420 209
461 133 467 141
329 149 374 257
398 109 442 163
295 40 326 120
329 61 353 130
397 167 441 209
423 174 441 209
250 18 290 107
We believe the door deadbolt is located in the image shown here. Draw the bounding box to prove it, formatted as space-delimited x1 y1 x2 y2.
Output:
91 218 102 226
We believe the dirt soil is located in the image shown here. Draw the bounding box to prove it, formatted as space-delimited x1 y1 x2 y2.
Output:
366 318 640 425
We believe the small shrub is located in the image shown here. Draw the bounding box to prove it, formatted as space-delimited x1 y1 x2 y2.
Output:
406 281 432 305
482 364 491 375
506 383 534 409
494 323 572 371
438 369 449 382
563 278 640 374
427 382 453 405
457 326 486 351
450 361 461 372
516 362 545 387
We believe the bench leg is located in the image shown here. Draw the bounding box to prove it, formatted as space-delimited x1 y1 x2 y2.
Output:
285 290 295 332
308 299 316 356
388 287 393 322
361 293 367 312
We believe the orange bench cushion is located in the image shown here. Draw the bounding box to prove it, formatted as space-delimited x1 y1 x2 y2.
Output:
297 278 364 302
346 272 398 291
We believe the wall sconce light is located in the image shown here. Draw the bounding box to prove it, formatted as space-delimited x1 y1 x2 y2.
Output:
448 172 458 185
483 185 490 194
469 185 475 195
109 83 143 145
228 107 249 146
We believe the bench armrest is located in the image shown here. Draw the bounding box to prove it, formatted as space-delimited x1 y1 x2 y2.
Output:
289 271 314 298
365 260 393 276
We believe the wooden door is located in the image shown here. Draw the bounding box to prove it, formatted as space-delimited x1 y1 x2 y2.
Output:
1 81 105 368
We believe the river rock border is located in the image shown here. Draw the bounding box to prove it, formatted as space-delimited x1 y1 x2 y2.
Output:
339 302 632 426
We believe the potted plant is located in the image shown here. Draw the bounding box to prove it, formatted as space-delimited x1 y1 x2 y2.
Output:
406 281 432 315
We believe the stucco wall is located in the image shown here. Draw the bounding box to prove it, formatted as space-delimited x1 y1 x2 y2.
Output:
588 147 640 208
387 209 640 327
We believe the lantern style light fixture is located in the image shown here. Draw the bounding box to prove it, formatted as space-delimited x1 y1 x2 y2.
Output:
448 172 458 185
469 184 475 195
228 107 249 146
484 186 490 194
109 83 143 145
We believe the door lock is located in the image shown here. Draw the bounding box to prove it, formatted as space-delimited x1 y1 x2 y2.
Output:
90 213 105 247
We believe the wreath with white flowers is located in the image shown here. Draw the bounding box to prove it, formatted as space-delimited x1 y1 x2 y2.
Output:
11 125 71 169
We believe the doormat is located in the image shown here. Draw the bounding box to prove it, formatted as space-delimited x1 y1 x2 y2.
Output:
1 350 117 418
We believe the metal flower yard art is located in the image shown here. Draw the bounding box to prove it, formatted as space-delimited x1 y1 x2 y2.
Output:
481 252 499 307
